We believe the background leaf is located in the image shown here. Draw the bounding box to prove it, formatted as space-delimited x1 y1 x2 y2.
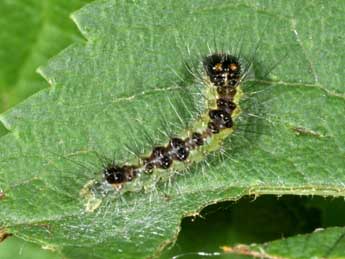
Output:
220 227 345 259
0 0 344 259
0 0 92 113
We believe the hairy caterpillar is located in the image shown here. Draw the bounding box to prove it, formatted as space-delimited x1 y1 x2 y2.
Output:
100 52 249 191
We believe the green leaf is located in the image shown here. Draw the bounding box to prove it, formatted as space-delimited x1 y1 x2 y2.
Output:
0 0 94 257
220 227 345 259
0 1 344 259
0 0 93 112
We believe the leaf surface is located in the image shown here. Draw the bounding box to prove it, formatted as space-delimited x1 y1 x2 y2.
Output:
0 1 344 258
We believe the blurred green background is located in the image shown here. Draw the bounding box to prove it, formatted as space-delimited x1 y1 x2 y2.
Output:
1 1 345 259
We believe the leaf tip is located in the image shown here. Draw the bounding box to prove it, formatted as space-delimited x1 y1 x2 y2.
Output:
70 8 90 41
0 229 12 243
36 67 55 87
0 114 11 132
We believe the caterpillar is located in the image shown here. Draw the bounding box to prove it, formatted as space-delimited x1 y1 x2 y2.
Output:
101 52 248 191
